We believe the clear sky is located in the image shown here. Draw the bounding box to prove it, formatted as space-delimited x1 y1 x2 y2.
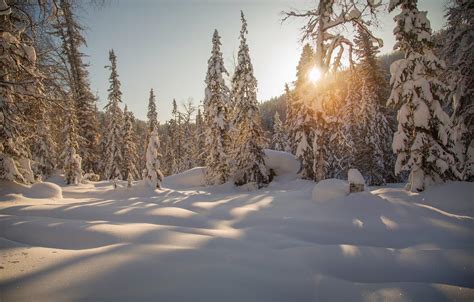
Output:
82 0 447 121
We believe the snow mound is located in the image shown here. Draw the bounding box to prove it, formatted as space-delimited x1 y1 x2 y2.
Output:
164 167 207 188
312 179 349 202
264 149 299 176
25 182 63 199
348 168 365 185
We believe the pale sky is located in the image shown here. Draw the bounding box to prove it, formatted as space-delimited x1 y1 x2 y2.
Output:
82 0 447 121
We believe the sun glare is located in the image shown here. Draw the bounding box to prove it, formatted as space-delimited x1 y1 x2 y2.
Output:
308 67 322 84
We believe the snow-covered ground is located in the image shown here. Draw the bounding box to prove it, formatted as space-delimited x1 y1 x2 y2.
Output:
1 171 473 301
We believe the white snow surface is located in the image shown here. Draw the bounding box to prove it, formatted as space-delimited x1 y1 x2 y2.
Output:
348 168 366 185
0 176 473 301
312 178 349 202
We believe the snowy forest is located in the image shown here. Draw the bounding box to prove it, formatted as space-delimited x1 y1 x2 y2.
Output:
1 0 472 192
1 0 473 301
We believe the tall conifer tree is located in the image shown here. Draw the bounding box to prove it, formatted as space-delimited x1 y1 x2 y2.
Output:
203 29 231 184
388 0 459 191
102 49 123 180
231 12 269 188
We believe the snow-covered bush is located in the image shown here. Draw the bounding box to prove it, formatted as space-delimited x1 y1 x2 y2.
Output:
26 182 63 199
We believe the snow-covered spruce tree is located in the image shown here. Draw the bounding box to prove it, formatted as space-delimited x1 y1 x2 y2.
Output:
356 80 388 185
169 99 184 174
55 0 100 173
271 111 289 152
443 0 473 181
285 85 315 180
180 100 196 170
353 25 394 185
203 29 231 185
284 83 298 153
231 12 269 188
341 71 362 170
287 45 318 179
0 0 40 183
321 77 349 179
195 108 206 166
62 99 83 185
286 45 314 153
32 106 57 179
122 106 139 184
145 88 158 153
158 122 172 176
102 49 123 181
145 126 164 189
387 0 459 192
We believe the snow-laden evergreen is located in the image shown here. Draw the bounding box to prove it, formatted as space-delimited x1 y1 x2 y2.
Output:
286 44 318 179
194 108 206 166
388 0 459 192
271 111 289 152
170 99 185 173
62 100 83 185
122 106 139 184
102 49 123 181
145 126 164 189
352 26 393 185
181 101 197 171
443 0 473 181
0 1 40 183
286 85 315 180
145 88 158 152
147 88 158 135
341 72 362 171
356 80 388 185
286 44 314 155
230 12 269 188
32 106 57 179
55 0 100 173
203 30 231 185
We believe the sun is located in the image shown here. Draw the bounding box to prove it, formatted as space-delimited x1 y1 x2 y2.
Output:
308 67 322 84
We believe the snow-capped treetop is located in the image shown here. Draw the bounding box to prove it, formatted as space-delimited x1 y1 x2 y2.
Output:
231 11 258 127
295 44 314 91
390 0 433 54
204 29 230 113
147 88 158 134
105 49 122 108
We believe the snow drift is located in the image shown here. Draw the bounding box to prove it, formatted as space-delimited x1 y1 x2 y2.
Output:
312 178 349 202
163 167 207 188
0 178 473 301
0 180 62 200
161 150 298 189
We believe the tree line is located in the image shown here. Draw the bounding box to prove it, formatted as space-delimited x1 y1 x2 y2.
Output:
1 0 472 192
